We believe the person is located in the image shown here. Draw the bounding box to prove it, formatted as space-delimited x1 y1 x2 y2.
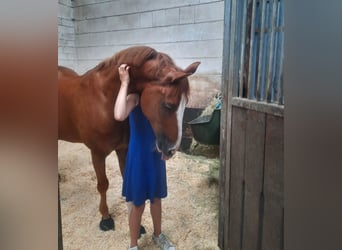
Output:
114 64 176 250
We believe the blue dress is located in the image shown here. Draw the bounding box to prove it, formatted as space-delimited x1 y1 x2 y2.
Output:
122 105 167 206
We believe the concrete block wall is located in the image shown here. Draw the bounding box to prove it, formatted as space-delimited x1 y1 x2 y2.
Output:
58 0 77 69
58 0 224 108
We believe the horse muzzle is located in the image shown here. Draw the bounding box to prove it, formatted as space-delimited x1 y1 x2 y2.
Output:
156 136 177 160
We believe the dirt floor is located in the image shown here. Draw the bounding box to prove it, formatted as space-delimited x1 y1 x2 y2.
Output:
58 140 220 250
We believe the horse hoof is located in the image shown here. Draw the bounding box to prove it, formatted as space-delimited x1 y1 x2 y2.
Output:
99 216 115 231
138 225 146 239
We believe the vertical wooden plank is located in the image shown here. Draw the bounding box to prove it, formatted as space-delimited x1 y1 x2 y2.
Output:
222 0 245 247
256 0 267 101
218 0 233 248
261 114 284 250
242 110 266 250
228 107 247 250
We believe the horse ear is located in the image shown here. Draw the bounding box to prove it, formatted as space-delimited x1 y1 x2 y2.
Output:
164 62 201 83
184 61 201 75
165 71 189 83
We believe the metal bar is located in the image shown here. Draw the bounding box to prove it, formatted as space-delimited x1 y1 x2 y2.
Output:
278 32 285 105
273 0 281 103
256 0 267 100
279 73 284 105
246 0 257 99
238 0 248 98
265 0 277 102
275 0 284 105
230 0 239 97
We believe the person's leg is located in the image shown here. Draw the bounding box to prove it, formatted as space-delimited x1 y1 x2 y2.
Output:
150 198 176 249
150 198 162 237
129 202 145 248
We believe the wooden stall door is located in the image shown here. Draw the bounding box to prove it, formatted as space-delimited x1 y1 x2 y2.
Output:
227 108 283 250
219 0 284 249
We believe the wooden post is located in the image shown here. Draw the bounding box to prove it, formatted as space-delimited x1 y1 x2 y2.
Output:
58 183 63 250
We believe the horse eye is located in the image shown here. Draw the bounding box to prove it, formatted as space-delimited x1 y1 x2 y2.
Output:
163 102 175 111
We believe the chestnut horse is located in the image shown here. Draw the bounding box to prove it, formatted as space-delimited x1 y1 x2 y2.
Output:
58 46 200 231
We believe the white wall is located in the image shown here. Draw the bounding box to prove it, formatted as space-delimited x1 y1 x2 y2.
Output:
58 0 77 69
58 0 225 108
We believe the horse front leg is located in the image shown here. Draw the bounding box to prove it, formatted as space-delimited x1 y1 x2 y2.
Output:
91 150 114 231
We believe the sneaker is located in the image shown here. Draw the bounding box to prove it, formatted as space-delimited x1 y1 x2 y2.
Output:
152 233 176 250
128 246 138 250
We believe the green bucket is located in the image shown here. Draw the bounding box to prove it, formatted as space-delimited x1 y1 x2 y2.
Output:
188 109 220 145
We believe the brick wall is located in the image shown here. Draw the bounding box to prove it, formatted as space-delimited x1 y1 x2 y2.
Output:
58 0 224 108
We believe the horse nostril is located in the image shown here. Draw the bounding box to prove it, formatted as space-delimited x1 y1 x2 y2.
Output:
167 149 176 157
156 135 177 158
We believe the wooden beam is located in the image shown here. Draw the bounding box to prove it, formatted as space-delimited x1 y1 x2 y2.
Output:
232 97 284 117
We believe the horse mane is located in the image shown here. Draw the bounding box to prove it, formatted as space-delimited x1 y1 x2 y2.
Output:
88 46 190 100
95 46 157 71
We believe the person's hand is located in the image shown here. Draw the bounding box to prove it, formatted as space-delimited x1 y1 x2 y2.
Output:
118 64 130 85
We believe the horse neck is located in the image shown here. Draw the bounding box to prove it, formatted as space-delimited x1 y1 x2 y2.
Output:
82 66 118 96
88 66 142 97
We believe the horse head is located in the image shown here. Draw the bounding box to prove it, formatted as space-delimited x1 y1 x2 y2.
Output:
114 46 200 159
140 58 200 159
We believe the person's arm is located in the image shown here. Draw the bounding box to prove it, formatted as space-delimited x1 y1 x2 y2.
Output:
114 64 139 121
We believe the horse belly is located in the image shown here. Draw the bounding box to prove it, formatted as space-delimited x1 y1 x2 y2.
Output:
58 105 82 142
84 122 130 155
58 82 82 142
